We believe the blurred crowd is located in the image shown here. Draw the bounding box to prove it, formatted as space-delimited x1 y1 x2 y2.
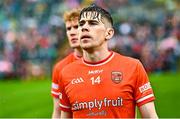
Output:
0 0 179 79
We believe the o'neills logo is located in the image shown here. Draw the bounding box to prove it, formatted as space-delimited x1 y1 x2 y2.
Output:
111 71 122 84
72 97 123 110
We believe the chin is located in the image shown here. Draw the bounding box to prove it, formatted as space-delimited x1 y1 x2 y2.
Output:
81 45 92 50
71 43 79 48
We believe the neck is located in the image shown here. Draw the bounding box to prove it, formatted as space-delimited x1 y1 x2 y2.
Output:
83 43 110 62
74 47 83 57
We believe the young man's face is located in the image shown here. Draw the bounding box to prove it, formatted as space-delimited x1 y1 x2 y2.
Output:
65 18 80 49
78 12 109 50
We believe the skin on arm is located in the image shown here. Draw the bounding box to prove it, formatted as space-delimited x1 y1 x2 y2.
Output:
60 111 72 118
52 98 61 118
139 101 158 118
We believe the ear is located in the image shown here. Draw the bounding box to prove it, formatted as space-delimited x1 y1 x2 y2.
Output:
105 28 114 40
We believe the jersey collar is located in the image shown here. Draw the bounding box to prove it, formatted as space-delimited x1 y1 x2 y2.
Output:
73 52 82 59
82 51 114 66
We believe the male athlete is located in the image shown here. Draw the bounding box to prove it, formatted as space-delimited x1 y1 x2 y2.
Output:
51 8 82 118
59 4 158 118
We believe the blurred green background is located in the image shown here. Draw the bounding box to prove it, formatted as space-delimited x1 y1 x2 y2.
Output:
0 72 180 118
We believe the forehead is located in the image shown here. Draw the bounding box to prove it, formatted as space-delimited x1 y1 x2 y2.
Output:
79 11 102 21
66 19 78 26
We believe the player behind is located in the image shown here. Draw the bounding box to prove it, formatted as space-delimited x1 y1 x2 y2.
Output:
51 8 82 118
59 4 158 118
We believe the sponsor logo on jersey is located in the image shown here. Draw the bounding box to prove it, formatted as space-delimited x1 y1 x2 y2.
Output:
88 69 103 75
139 82 152 93
111 71 122 84
71 77 84 84
87 110 107 116
72 97 123 111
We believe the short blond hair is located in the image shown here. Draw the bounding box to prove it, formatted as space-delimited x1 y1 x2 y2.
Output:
63 8 81 22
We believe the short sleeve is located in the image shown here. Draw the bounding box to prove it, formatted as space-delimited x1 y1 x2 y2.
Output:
134 60 155 107
59 71 71 112
51 66 60 98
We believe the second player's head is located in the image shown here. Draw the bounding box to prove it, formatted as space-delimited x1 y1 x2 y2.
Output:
63 8 81 49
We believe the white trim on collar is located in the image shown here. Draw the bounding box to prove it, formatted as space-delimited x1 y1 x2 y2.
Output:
82 52 114 66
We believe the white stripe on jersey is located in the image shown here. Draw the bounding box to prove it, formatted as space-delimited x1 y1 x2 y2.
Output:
82 52 114 66
52 83 59 89
59 103 71 109
51 90 60 96
136 94 154 103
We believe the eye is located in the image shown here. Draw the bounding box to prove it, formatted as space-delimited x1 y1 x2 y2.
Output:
66 27 71 31
89 21 98 25
73 25 78 29
79 22 83 27
79 21 85 26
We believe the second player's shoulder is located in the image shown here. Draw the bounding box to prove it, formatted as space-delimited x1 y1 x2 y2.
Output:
53 53 75 69
62 59 82 71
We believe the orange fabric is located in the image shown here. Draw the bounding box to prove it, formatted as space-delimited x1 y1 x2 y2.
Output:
51 53 80 98
59 51 155 118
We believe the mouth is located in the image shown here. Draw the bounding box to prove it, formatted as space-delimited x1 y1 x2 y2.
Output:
80 35 91 40
71 38 78 43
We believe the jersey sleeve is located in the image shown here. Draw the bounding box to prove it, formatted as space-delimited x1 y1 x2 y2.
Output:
51 65 60 98
134 60 155 107
59 71 71 112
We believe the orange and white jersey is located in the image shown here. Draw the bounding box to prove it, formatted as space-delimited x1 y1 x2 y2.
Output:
51 53 81 98
59 51 155 118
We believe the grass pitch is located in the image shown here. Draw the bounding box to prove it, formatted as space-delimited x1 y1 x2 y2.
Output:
0 72 180 118
0 77 52 118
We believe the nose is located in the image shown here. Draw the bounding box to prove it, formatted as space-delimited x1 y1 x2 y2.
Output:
70 28 77 36
81 22 89 32
70 32 76 36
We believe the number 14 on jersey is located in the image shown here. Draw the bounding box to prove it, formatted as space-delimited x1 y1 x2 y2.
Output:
90 76 101 85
